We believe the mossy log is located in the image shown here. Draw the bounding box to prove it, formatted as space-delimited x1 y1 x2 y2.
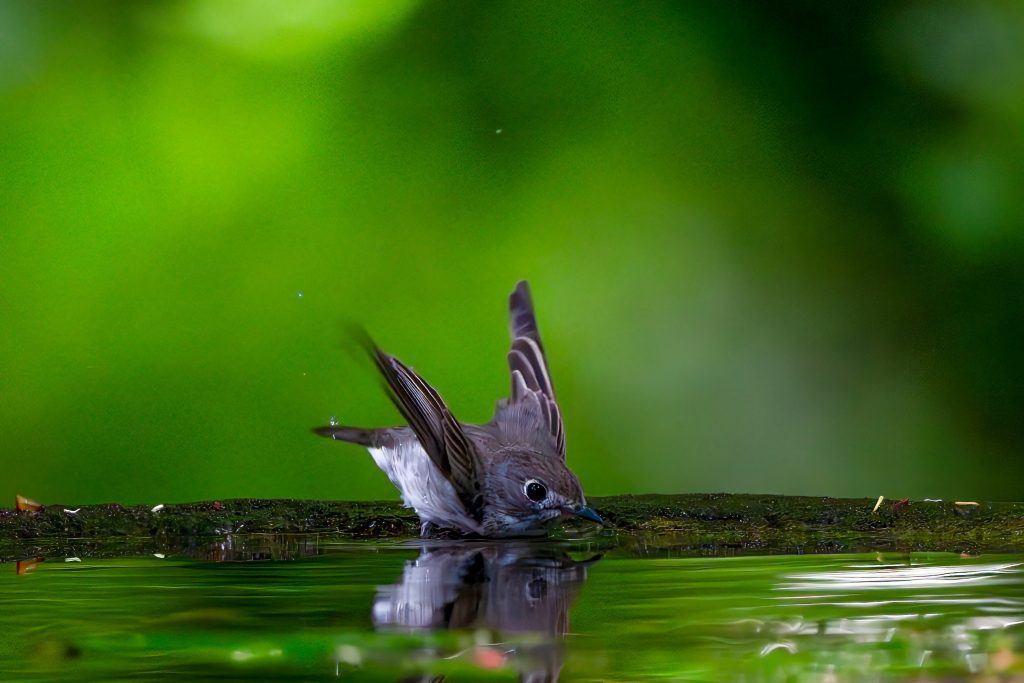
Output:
2 494 1023 562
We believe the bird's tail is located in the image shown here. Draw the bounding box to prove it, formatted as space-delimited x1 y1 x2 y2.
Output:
313 425 381 447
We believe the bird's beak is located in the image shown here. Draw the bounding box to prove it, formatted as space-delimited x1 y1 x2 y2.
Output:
570 504 604 525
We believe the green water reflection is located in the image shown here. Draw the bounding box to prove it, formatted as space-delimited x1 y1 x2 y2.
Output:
2 540 1023 681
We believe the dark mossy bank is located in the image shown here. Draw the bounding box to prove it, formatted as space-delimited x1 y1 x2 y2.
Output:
3 494 1024 561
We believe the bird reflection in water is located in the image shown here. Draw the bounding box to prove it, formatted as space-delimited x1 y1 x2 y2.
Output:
372 542 600 683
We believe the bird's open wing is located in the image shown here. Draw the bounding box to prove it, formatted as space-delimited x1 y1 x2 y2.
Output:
365 336 484 524
504 280 566 459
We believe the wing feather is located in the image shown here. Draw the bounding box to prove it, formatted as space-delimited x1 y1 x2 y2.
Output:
368 341 484 523
502 281 566 459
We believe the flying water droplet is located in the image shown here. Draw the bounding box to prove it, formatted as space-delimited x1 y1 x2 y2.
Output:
329 415 338 427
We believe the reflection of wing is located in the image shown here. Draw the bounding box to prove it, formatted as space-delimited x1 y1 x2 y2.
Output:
372 547 468 629
373 543 598 683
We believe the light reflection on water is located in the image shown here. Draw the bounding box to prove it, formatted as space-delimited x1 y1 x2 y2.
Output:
2 540 1024 681
782 560 1024 590
722 558 1024 680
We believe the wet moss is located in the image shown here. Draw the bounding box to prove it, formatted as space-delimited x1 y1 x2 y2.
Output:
2 494 1022 561
589 494 1024 555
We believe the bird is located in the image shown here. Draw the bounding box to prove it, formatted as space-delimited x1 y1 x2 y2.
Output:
314 280 603 538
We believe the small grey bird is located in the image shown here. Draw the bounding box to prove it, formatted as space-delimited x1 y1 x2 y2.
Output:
314 281 602 538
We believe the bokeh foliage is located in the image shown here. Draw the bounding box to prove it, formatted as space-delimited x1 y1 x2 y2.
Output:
1 0 1022 504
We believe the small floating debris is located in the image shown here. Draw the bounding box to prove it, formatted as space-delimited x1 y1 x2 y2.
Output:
64 557 81 563
891 498 910 512
473 645 507 669
16 558 43 575
16 494 42 512
63 508 81 514
924 498 943 502
153 553 166 559
955 501 979 506
151 504 165 513
329 415 338 427
871 495 885 514
336 645 362 666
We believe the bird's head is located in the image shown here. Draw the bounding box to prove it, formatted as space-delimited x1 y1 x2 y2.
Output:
483 451 603 535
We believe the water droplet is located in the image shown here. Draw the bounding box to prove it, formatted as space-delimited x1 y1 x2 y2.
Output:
296 291 304 299
329 415 338 427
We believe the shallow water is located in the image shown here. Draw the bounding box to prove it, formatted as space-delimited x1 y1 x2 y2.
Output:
2 537 1023 681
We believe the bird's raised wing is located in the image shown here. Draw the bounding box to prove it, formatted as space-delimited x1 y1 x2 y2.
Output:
503 280 566 459
365 336 484 524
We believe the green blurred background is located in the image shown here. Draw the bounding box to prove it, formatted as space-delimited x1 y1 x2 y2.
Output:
2 0 1023 505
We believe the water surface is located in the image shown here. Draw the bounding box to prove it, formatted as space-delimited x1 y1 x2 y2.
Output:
2 537 1023 681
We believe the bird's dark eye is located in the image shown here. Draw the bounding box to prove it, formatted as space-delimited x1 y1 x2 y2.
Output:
524 480 547 502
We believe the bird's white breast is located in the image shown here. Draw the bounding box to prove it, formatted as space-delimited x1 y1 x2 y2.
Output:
368 441 483 534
